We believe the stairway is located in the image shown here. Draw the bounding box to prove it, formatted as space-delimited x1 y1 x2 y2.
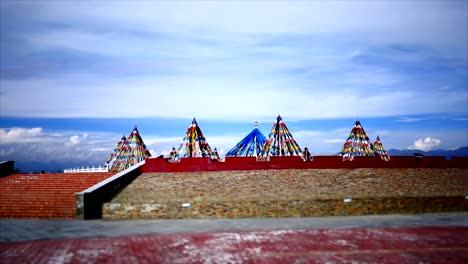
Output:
0 173 114 219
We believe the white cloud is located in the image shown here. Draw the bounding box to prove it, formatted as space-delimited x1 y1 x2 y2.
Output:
65 133 88 146
0 127 119 169
323 139 344 144
9 1 467 47
375 130 391 137
394 117 432 123
4 75 466 120
340 68 400 86
0 127 44 144
294 130 324 138
143 136 183 146
408 137 442 151
2 2 467 120
90 148 110 152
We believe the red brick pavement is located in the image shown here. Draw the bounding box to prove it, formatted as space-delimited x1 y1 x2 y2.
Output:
1 226 467 263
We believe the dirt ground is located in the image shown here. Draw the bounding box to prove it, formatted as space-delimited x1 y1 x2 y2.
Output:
111 168 468 203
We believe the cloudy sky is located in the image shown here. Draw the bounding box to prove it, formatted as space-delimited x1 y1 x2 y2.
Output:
1 1 467 171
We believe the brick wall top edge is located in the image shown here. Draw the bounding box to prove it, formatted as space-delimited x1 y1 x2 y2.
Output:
142 156 462 172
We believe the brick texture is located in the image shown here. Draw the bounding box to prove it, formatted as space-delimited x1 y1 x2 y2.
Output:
0 173 114 219
1 227 467 263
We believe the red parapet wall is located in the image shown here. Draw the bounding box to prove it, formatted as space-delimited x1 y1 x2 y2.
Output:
141 156 466 173
451 157 468 169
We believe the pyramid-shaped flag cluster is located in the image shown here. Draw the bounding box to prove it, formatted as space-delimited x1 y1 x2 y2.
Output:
226 122 267 157
168 146 178 161
373 136 390 161
262 115 303 158
302 146 313 161
107 126 151 172
105 134 126 170
340 119 376 161
169 117 217 161
212 147 221 160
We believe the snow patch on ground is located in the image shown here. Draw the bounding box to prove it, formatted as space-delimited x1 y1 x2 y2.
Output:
47 251 74 264
335 239 357 248
75 248 113 259
270 230 294 236
169 238 189 247
240 233 267 243
180 233 244 264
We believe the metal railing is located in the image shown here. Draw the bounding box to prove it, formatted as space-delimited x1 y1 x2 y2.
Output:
64 165 108 173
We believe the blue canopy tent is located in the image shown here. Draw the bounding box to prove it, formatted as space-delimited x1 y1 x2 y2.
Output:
226 122 267 157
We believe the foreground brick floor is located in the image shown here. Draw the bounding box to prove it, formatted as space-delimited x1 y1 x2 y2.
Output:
1 226 467 263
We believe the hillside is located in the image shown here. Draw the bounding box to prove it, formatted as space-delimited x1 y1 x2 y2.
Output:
388 146 468 158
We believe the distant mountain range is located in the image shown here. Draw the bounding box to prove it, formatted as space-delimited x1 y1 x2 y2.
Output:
387 146 468 159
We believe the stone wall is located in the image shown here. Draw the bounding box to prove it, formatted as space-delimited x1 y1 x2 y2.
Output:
103 168 468 219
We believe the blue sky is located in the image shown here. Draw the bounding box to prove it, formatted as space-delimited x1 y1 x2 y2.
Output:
0 1 467 171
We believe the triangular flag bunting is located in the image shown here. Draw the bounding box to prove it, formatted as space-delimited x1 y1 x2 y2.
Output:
373 136 390 161
340 119 375 161
109 126 151 172
169 117 216 161
302 146 313 161
262 115 303 158
105 134 126 170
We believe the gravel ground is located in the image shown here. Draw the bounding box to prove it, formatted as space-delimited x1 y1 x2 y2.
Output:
111 168 468 203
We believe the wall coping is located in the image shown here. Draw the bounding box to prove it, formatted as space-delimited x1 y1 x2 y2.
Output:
77 160 145 194
76 160 145 219
141 156 466 173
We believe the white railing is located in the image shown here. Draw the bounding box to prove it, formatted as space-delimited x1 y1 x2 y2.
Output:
64 165 109 173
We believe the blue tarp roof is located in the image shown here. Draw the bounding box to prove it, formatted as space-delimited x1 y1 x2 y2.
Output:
226 124 267 157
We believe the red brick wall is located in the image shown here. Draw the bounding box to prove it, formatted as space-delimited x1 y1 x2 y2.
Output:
141 156 461 173
0 173 114 219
